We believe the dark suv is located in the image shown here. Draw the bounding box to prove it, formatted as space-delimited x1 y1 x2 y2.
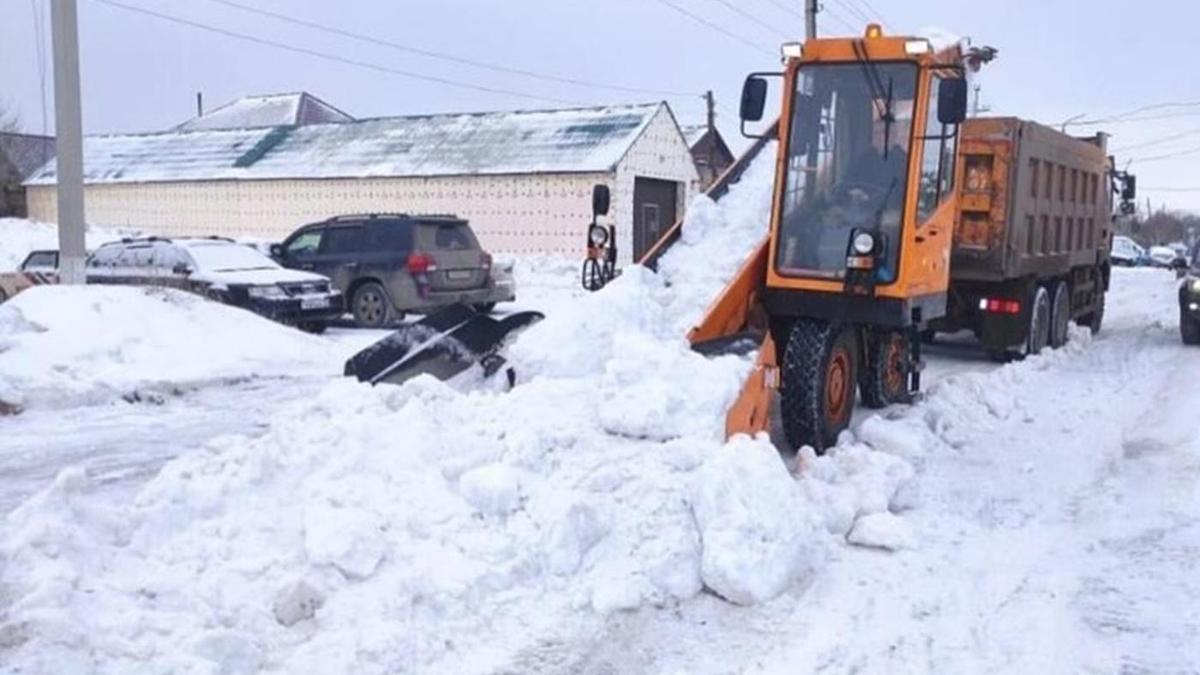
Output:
272 214 515 328
1181 243 1200 345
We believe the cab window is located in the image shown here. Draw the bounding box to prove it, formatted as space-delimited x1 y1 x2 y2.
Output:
22 251 57 269
916 75 959 223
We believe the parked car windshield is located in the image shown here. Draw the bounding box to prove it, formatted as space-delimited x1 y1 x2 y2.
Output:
186 242 281 272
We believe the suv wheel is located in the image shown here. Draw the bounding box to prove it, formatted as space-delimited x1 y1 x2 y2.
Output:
473 302 497 314
352 282 393 328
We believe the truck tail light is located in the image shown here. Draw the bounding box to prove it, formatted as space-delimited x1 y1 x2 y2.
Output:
480 252 492 270
979 298 1021 315
407 252 437 275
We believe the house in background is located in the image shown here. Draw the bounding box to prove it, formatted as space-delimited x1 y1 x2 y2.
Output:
25 98 698 264
681 122 735 191
0 132 55 218
177 92 354 131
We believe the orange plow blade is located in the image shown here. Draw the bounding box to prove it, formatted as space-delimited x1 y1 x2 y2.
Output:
686 238 777 439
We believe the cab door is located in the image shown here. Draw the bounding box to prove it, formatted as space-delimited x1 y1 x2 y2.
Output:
904 74 959 297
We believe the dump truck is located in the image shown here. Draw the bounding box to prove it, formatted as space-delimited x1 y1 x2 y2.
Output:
927 118 1119 358
684 25 1133 452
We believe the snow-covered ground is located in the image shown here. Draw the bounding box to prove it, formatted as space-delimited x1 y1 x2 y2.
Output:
2 190 1198 672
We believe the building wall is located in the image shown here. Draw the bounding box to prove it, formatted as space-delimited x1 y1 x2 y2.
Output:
27 171 610 257
26 105 700 264
611 106 701 265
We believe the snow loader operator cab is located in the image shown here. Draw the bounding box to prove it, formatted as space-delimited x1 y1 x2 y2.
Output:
694 26 987 452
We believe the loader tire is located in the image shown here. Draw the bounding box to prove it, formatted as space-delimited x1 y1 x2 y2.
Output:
781 319 857 454
860 329 912 409
1182 311 1200 346
1049 280 1071 349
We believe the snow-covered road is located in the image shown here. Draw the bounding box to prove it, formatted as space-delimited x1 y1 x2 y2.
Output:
569 268 1200 674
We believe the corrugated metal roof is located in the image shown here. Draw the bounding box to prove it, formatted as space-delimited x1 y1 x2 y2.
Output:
177 92 353 131
27 103 665 186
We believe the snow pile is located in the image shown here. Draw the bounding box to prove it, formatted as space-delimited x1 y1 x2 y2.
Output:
0 141 921 673
0 218 135 270
0 285 339 411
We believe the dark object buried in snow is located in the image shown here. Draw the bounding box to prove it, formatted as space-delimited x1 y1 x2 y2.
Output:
344 303 544 386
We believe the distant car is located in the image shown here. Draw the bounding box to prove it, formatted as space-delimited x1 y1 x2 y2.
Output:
0 250 61 304
1181 245 1200 345
1147 245 1182 269
87 237 343 332
1110 236 1146 267
272 214 515 328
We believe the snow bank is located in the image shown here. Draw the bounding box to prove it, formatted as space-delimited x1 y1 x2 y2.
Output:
0 285 340 411
0 218 134 270
0 141 924 673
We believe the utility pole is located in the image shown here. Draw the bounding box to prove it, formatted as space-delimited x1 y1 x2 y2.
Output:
704 90 715 132
196 91 204 117
50 0 86 285
805 0 817 40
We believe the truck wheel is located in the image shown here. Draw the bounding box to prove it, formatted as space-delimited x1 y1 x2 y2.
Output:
1049 281 1071 348
352 282 393 329
473 302 497 314
1081 291 1105 335
781 319 857 454
0 288 7 304
1026 286 1051 356
1183 311 1200 346
860 330 911 409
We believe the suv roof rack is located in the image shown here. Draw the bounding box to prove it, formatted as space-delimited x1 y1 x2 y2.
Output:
115 235 173 245
326 213 463 223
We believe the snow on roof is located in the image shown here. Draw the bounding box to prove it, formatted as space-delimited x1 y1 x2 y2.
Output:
680 124 711 150
176 92 353 132
27 103 666 186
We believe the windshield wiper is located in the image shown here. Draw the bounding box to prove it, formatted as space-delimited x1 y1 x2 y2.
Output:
852 41 897 159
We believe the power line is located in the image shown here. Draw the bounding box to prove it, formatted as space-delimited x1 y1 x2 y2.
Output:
830 0 871 24
1111 126 1200 153
707 0 790 40
200 0 699 100
846 0 891 25
760 0 804 21
93 0 583 106
821 5 861 35
1140 186 1200 193
31 0 49 139
1071 101 1200 126
1127 144 1200 163
651 0 776 58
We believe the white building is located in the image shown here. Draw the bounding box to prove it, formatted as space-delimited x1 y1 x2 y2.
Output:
25 96 699 264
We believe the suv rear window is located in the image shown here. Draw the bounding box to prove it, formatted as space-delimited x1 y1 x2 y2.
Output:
364 219 414 252
417 221 479 251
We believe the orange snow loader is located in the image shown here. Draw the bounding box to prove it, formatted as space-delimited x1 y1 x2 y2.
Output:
690 26 997 452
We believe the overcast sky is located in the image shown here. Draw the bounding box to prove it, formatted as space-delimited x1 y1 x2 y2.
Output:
2 0 1198 212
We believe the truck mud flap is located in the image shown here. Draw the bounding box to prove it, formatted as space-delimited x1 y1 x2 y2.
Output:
344 303 544 386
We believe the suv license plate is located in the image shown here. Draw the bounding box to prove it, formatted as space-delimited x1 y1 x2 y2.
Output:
301 296 330 310
447 270 473 281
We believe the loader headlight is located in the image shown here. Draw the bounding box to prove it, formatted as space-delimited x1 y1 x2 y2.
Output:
588 224 609 247
247 284 288 299
852 232 876 255
1190 278 1200 294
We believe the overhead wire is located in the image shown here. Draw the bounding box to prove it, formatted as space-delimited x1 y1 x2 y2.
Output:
1111 127 1200 154
93 0 585 106
200 0 700 100
650 0 777 58
706 0 791 40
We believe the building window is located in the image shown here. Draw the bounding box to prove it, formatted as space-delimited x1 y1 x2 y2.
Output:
1026 215 1036 254
1041 215 1051 255
1044 162 1055 201
1070 169 1079 203
1055 217 1063 252
1030 159 1040 199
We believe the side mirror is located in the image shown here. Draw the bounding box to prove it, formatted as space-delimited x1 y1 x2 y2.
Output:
740 76 768 123
937 78 969 125
172 262 194 276
269 243 284 259
592 184 610 218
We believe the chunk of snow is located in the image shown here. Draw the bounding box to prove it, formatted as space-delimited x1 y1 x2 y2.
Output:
692 436 824 605
846 512 915 551
458 464 523 516
272 578 326 627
